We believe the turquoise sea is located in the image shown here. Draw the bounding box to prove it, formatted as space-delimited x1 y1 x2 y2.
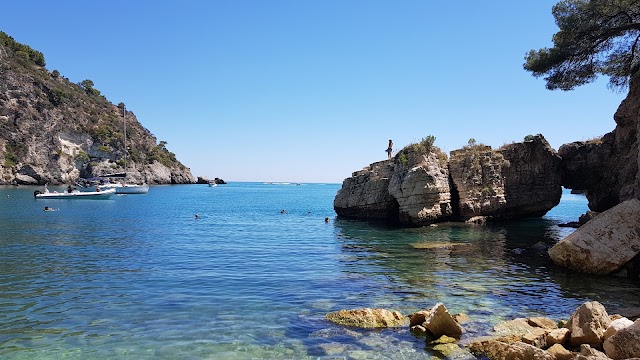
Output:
1 183 639 359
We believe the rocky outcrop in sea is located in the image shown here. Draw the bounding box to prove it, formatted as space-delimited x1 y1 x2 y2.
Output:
334 135 562 226
559 72 640 212
449 135 562 221
334 144 452 226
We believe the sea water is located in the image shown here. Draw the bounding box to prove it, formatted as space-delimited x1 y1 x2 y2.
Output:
0 183 638 359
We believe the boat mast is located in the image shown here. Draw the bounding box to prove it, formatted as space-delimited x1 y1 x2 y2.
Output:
122 104 127 176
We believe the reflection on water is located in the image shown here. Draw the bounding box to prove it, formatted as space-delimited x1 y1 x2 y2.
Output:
0 185 638 359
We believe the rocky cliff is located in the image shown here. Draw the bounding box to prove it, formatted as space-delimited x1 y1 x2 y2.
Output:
334 142 452 226
335 135 562 226
559 73 640 211
0 31 195 185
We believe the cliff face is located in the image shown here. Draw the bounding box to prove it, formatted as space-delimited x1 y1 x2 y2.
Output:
334 147 452 226
333 160 398 221
336 136 561 226
559 74 640 211
388 148 452 225
0 32 195 185
448 145 507 218
449 135 562 220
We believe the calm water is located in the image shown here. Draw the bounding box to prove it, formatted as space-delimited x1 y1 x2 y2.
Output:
0 183 638 359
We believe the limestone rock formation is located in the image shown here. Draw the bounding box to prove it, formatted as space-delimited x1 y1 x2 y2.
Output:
449 135 562 220
388 148 452 225
0 31 194 185
566 301 611 347
336 136 561 226
334 145 452 226
560 72 640 212
325 308 408 328
548 199 640 274
333 160 398 220
448 145 507 218
422 303 465 339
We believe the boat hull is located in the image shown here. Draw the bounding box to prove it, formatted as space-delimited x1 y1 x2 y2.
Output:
82 183 149 194
116 184 149 194
35 188 116 199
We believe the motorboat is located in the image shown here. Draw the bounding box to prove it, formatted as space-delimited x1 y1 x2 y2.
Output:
208 180 217 187
76 178 149 194
34 186 116 199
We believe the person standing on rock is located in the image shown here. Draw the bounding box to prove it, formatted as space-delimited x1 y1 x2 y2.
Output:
386 139 393 159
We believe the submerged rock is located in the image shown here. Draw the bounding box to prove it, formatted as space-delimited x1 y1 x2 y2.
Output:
325 308 408 328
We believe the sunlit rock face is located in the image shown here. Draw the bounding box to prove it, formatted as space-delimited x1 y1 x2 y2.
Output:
548 198 640 275
560 73 640 212
449 135 562 220
334 147 452 226
333 160 398 221
0 39 195 185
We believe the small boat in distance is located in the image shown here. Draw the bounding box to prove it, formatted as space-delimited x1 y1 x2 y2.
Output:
34 185 116 199
208 180 217 187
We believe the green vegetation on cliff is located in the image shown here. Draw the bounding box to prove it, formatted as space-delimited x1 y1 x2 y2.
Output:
0 31 193 184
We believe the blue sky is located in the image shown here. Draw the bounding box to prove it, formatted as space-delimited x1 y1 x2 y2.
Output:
1 1 625 183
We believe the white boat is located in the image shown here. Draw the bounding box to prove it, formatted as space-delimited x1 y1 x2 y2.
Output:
35 186 116 199
79 181 149 194
208 181 217 187
77 105 149 194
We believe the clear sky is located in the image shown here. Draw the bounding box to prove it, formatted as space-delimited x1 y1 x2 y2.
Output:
0 1 625 183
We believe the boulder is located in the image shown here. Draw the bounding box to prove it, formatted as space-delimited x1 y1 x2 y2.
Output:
548 199 640 274
325 308 408 328
423 303 465 339
493 318 537 337
528 317 558 329
409 310 430 327
546 328 571 347
521 328 548 348
469 339 554 360
566 301 611 347
603 318 640 359
575 344 611 360
603 317 634 341
547 343 573 360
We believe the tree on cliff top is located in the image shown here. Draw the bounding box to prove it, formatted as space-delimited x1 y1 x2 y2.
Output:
524 0 640 91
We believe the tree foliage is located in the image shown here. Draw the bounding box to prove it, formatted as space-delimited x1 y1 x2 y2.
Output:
0 31 46 66
80 79 101 96
524 0 640 91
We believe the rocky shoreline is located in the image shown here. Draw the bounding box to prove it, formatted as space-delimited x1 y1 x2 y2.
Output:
325 301 640 359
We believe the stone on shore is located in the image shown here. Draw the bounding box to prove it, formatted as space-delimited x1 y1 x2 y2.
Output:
325 308 408 328
548 199 640 274
603 317 634 341
423 303 465 339
469 339 554 360
603 318 640 360
566 301 611 347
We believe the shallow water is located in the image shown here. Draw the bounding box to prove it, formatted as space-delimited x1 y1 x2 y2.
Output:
0 184 638 359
